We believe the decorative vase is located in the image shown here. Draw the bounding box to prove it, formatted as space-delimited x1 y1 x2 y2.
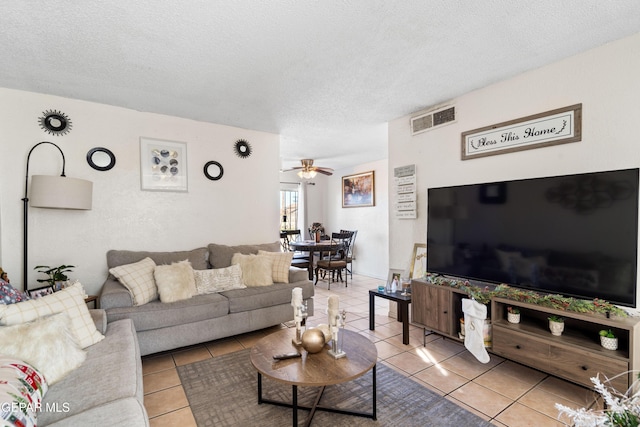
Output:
507 312 520 324
600 336 618 351
301 328 325 353
549 320 564 336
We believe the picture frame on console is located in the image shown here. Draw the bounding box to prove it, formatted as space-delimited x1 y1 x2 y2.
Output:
409 244 426 279
140 137 188 192
28 285 54 299
387 269 403 292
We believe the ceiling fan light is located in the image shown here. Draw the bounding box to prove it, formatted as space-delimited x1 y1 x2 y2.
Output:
297 170 317 179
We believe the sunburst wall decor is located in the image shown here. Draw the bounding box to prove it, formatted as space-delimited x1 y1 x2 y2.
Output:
234 139 252 158
38 109 72 136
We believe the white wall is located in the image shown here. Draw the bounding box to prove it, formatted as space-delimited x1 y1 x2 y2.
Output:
0 88 281 295
388 32 640 307
325 159 389 280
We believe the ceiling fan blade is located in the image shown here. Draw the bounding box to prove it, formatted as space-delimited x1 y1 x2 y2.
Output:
281 166 305 172
315 169 333 176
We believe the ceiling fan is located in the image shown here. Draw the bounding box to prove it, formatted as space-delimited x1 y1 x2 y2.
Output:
284 159 334 178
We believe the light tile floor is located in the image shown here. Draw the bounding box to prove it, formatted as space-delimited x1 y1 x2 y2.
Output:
142 274 601 426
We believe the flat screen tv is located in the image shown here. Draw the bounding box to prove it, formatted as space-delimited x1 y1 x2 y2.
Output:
426 168 639 307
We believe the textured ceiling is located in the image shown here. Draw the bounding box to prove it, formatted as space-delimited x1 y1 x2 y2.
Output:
1 1 639 170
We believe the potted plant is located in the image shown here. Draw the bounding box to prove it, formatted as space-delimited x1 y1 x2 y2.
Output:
507 306 521 324
34 265 75 290
548 315 565 336
599 329 618 350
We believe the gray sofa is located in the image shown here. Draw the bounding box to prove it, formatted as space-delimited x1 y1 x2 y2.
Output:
40 310 148 426
99 243 314 356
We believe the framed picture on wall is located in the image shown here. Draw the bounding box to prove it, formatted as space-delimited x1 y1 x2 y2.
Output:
342 171 375 208
140 137 188 192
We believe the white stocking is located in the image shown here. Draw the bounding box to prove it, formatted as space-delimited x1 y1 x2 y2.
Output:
462 298 490 364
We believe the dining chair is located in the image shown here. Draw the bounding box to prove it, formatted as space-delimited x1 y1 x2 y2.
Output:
280 229 310 269
340 229 357 279
280 231 290 252
314 232 351 290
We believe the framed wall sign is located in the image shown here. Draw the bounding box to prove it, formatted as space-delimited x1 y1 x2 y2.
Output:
461 104 582 160
342 171 375 208
140 137 188 192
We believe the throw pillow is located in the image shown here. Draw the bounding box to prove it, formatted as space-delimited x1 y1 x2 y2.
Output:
194 264 246 294
109 257 158 306
154 260 197 303
0 281 29 305
208 241 281 268
0 356 48 427
0 312 86 384
0 281 104 349
258 250 293 283
231 253 274 287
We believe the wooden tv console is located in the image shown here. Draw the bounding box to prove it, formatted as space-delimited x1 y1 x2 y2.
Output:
411 279 640 391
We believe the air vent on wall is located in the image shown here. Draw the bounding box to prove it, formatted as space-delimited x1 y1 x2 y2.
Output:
411 105 456 135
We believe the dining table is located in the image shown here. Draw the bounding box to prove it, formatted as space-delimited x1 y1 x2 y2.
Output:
289 239 344 281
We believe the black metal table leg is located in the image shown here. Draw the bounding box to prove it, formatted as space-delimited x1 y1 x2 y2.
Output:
369 292 375 330
372 364 377 420
292 385 297 427
400 301 410 345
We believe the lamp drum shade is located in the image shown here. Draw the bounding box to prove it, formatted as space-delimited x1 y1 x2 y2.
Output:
29 175 93 210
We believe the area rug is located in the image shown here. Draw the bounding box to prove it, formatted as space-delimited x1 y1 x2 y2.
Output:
177 349 492 426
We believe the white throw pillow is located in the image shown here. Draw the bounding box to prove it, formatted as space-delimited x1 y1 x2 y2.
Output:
0 312 86 384
154 260 197 303
231 253 274 287
0 281 104 349
194 264 246 294
109 257 158 306
0 356 48 427
258 250 293 283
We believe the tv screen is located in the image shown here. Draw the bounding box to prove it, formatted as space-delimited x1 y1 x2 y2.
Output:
426 168 639 307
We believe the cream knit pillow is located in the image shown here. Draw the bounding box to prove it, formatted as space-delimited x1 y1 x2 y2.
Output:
109 257 158 306
0 281 104 349
257 250 293 283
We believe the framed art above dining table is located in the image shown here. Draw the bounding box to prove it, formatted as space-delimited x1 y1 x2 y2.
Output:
342 171 375 208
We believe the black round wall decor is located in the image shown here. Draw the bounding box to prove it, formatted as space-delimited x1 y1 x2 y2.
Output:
203 161 224 181
38 109 72 136
234 139 252 158
87 147 116 171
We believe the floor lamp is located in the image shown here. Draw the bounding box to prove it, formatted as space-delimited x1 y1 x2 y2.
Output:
22 141 93 292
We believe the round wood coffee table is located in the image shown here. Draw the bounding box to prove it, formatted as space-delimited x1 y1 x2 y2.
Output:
250 328 377 427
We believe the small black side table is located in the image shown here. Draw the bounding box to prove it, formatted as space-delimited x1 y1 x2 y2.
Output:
369 289 412 345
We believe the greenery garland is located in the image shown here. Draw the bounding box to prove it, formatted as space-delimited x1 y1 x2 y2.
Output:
425 274 627 317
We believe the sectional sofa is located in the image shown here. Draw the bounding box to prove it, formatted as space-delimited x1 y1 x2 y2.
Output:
39 311 147 426
99 242 315 356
